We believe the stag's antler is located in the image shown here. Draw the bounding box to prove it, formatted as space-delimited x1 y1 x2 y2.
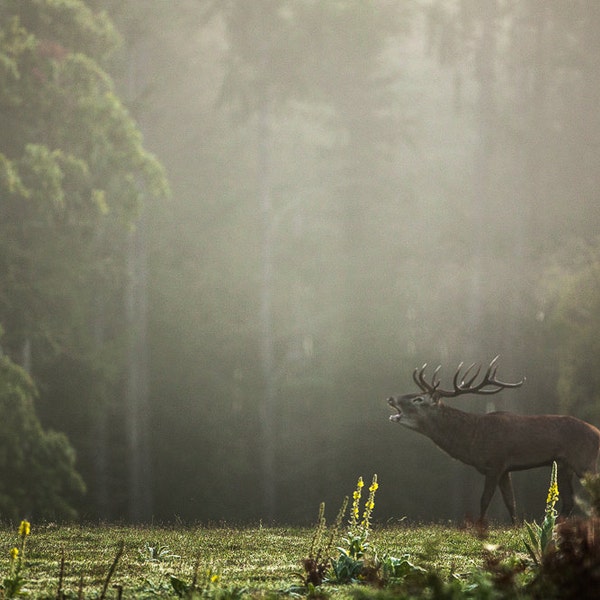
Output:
413 356 524 398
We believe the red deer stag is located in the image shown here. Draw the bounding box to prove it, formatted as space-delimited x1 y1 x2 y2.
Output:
388 356 600 523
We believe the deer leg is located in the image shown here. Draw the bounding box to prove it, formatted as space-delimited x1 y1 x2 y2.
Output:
558 463 575 515
498 471 517 524
479 472 500 521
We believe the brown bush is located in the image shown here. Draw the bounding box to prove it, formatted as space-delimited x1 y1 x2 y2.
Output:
532 517 600 599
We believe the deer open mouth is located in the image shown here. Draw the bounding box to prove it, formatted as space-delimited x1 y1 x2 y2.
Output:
388 397 403 422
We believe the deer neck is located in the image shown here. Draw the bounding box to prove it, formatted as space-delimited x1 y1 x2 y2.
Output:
421 403 481 466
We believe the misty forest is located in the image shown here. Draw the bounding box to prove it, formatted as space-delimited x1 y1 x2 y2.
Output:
1 0 600 526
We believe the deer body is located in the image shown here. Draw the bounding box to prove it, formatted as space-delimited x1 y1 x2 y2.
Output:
388 358 600 523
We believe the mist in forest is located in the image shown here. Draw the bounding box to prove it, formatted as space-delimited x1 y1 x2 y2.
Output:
2 0 600 524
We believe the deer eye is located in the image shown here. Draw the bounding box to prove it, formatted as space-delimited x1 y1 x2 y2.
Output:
412 396 425 404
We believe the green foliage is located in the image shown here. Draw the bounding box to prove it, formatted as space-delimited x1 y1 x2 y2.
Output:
8 0 120 66
0 0 168 347
329 552 365 586
0 0 169 521
0 356 85 520
139 541 180 563
379 554 427 587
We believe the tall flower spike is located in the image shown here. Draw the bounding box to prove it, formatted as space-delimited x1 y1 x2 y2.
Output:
350 477 363 528
18 521 30 537
361 474 378 530
546 461 559 513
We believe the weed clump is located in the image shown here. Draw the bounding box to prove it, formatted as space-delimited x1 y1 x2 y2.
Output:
525 473 600 599
302 499 347 587
300 475 381 588
531 516 600 600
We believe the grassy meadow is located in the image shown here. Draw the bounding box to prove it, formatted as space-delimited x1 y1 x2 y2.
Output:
0 522 528 598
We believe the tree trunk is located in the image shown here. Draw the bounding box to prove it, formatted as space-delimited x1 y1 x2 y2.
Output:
258 100 277 520
123 39 153 522
125 210 153 521
92 285 111 518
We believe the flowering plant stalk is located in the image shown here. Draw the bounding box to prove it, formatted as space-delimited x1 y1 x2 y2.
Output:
3 520 30 598
524 462 559 565
343 475 378 560
331 475 379 583
362 475 379 532
348 476 364 531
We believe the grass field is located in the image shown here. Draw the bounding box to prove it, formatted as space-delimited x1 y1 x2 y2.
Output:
0 522 528 598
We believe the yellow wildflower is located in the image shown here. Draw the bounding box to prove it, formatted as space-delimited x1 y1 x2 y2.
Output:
546 462 559 509
360 475 379 530
546 480 559 503
10 547 18 561
349 476 364 527
546 482 559 507
210 574 220 584
18 520 30 537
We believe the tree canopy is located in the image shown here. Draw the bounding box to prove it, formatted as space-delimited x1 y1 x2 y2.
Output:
0 0 167 520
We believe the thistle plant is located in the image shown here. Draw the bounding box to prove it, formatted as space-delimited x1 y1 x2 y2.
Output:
3 520 31 598
524 461 559 565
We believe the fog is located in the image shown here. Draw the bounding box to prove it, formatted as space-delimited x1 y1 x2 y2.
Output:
2 0 600 524
136 0 600 523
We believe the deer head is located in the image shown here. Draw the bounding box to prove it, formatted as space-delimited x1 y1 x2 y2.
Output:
388 356 524 429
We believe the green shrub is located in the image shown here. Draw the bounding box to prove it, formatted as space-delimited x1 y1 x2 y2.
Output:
0 356 85 520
